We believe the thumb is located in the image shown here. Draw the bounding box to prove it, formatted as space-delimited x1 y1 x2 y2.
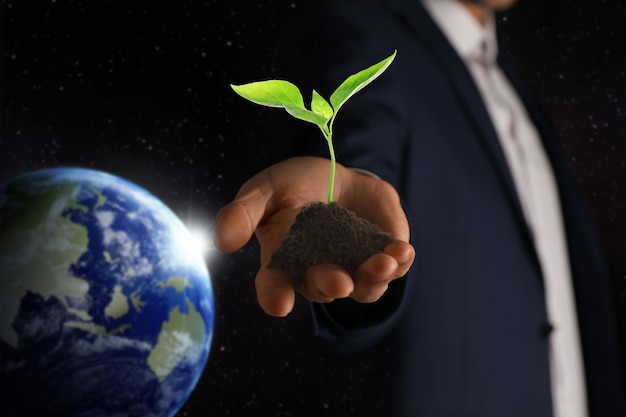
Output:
213 186 271 253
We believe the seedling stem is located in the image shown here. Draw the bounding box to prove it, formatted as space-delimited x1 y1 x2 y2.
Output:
231 50 397 203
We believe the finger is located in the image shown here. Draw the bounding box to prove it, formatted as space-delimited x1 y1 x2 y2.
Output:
301 264 354 303
384 240 415 278
351 253 398 303
255 267 296 317
213 203 252 253
213 181 273 253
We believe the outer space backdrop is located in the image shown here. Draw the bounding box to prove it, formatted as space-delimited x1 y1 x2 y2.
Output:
1 0 626 416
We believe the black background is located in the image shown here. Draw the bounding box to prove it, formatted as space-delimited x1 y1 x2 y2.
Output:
1 1 625 416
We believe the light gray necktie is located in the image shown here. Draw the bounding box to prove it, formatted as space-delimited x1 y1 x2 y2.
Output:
473 40 537 234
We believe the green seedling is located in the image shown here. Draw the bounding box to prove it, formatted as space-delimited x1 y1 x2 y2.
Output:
230 50 397 203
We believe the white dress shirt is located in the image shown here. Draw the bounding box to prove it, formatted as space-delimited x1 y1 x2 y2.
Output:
421 1 588 416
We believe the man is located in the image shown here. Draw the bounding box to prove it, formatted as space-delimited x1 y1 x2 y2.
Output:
214 0 624 415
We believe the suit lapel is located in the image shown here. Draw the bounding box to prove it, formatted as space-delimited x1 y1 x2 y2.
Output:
386 0 540 267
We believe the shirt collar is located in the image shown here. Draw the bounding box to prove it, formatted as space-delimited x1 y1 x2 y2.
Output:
421 0 498 65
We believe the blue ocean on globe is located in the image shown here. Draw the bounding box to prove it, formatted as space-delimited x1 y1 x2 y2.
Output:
0 168 214 417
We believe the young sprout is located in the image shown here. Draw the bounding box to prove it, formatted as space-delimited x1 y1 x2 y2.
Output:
230 50 397 203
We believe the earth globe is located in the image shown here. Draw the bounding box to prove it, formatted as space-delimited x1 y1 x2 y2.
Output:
0 168 214 417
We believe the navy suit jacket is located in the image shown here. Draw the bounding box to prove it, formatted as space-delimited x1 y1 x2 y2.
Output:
268 0 624 415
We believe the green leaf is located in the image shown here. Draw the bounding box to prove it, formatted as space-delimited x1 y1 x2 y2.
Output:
330 50 397 116
284 107 330 126
311 90 333 121
231 80 329 128
231 80 306 110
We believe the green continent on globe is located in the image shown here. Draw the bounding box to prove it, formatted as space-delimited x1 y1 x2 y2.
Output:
148 298 206 382
0 181 91 348
157 276 194 292
104 284 130 319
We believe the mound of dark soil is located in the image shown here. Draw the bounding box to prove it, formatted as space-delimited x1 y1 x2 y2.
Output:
268 201 395 285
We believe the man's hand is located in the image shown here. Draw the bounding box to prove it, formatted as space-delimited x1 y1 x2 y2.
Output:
213 156 414 317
